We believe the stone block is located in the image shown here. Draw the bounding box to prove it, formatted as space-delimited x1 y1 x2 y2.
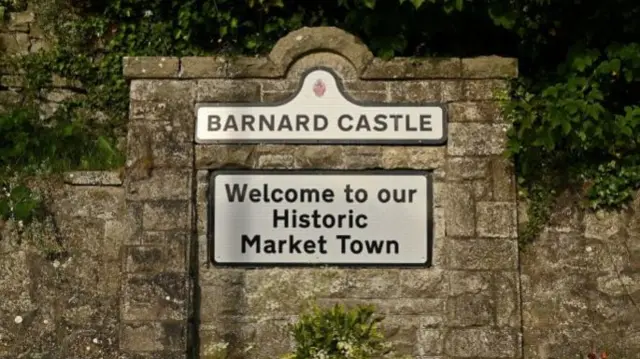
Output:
63 171 123 186
464 79 510 100
0 33 29 55
494 271 521 328
476 202 517 238
446 157 490 180
262 91 294 102
124 240 186 273
199 284 246 320
0 251 35 314
444 328 518 357
381 146 446 169
361 57 462 79
444 238 518 270
415 328 445 356
122 273 187 321
447 122 508 156
53 186 125 220
389 81 441 103
446 293 494 326
584 211 622 240
270 27 373 76
7 11 34 31
120 321 185 352
293 146 345 168
345 268 402 298
462 56 518 78
127 169 192 201
256 154 295 168
398 268 448 297
341 146 384 169
181 56 281 79
123 57 179 78
448 101 504 122
130 80 196 103
319 298 445 318
197 80 261 102
195 144 258 169
142 201 191 231
492 156 516 201
443 183 475 237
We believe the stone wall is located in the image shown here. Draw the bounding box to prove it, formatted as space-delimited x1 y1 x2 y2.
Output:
0 6 76 114
0 172 124 358
121 26 521 359
0 20 638 359
520 193 640 358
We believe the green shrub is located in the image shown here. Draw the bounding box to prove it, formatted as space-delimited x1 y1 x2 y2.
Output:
283 304 405 359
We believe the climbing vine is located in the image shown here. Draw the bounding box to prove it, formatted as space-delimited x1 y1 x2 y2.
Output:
0 0 639 244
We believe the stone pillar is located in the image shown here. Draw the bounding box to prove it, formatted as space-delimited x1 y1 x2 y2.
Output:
121 58 196 358
121 27 519 359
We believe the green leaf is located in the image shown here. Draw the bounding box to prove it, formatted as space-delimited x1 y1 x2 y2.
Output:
410 0 425 9
362 0 376 9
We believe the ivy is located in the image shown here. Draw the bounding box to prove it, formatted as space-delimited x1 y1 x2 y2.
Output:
0 0 638 245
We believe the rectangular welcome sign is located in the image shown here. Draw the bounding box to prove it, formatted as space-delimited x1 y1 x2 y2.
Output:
195 67 447 144
209 170 433 266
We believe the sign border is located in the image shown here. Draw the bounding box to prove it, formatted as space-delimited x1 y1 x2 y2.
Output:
195 66 448 145
208 169 434 268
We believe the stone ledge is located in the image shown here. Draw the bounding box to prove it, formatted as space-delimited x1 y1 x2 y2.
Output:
64 171 123 186
123 57 180 79
122 28 518 80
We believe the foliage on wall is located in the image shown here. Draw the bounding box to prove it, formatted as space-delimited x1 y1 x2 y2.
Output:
1 0 639 243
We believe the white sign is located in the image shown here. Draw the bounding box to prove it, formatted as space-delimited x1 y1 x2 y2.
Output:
210 171 433 265
196 67 446 144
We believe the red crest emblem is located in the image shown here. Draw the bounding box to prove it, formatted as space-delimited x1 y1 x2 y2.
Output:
313 79 326 97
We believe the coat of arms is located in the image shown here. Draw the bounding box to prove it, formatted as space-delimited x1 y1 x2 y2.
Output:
313 79 326 97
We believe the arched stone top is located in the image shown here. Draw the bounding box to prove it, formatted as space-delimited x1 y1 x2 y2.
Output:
268 26 374 76
122 27 518 80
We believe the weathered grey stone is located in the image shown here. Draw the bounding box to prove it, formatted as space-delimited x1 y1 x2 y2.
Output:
446 157 490 180
381 146 446 169
127 169 192 201
0 75 23 87
130 80 196 102
124 241 186 273
269 26 373 75
7 11 35 31
584 211 621 240
120 321 185 351
448 101 504 122
345 269 402 297
477 202 517 238
123 57 180 78
415 328 445 356
45 89 78 103
464 79 510 100
195 144 257 168
0 33 29 55
362 57 462 79
319 297 445 318
181 56 281 79
492 156 516 201
462 56 518 78
341 146 384 169
64 171 123 186
197 79 261 102
293 146 344 168
0 251 35 313
142 201 191 231
446 293 494 326
443 183 475 237
389 81 440 103
262 90 294 102
447 122 508 156
494 271 521 328
122 273 187 321
287 52 358 81
256 154 295 168
398 269 448 297
445 328 518 357
52 186 124 220
444 238 518 270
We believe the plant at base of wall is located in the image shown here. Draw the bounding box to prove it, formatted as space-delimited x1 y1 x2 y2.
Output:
282 304 409 359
